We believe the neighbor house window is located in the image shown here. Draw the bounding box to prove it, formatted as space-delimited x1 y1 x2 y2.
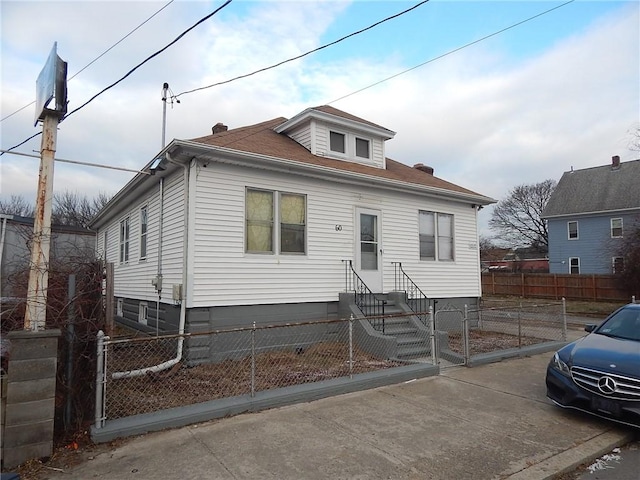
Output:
246 189 274 253
611 218 623 238
568 221 578 240
329 131 346 154
119 217 130 263
355 137 370 159
139 302 148 325
612 257 624 274
140 206 148 259
569 257 580 274
419 211 454 261
280 193 306 254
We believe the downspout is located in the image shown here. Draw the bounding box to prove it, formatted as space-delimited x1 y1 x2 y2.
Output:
112 152 190 379
155 177 164 337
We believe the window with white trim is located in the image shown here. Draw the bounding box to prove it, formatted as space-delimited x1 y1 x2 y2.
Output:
569 257 580 274
329 131 346 154
119 217 130 263
355 137 370 159
419 211 454 261
612 257 624 274
568 221 578 240
611 218 623 238
246 189 306 254
140 206 148 259
117 298 123 317
139 302 148 325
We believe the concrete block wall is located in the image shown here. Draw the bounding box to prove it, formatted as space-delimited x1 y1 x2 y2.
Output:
1 329 60 470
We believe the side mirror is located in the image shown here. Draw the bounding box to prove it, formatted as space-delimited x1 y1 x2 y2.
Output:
584 324 597 333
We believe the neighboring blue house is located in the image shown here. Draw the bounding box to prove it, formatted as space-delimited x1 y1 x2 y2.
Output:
542 156 640 275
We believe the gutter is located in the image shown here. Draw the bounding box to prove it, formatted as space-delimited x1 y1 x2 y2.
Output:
112 152 190 379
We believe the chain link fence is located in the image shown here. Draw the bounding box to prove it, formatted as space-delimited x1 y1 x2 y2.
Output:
96 317 404 422
95 301 567 424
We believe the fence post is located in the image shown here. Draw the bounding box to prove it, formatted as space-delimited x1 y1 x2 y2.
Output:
518 302 522 348
429 306 437 365
562 297 567 341
64 274 76 431
463 305 469 365
94 330 105 429
251 321 256 398
349 314 354 379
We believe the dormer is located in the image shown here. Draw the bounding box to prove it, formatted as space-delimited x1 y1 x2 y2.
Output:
275 105 396 169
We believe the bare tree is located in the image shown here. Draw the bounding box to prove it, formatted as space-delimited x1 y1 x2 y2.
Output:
0 191 111 227
628 124 640 152
0 195 35 217
489 180 556 248
613 216 640 297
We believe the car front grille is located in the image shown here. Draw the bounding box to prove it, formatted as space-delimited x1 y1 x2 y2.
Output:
571 366 640 401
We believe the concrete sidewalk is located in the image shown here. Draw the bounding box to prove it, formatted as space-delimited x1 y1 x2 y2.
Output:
45 353 635 480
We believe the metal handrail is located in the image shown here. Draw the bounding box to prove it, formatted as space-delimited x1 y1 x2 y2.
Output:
342 260 386 332
392 262 430 325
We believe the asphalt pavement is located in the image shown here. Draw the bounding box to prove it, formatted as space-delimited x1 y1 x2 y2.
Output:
40 349 636 480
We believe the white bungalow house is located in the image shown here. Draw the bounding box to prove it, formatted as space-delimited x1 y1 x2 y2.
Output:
90 106 494 361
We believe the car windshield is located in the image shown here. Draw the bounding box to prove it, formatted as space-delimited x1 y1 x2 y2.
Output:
595 307 640 341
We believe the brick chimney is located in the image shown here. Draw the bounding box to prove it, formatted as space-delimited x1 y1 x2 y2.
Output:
212 122 228 134
611 155 621 169
413 163 434 175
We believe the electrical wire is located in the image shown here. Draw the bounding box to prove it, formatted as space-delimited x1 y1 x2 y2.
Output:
1 0 231 157
0 0 175 124
173 0 430 99
63 0 233 120
328 0 575 104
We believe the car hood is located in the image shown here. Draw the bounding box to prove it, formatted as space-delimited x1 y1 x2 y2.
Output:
565 333 640 377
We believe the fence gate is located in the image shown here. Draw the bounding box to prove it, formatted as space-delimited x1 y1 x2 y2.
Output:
434 307 467 368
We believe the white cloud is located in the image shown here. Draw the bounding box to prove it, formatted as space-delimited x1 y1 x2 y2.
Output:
1 0 638 243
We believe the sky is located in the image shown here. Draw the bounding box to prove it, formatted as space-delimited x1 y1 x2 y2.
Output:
1 0 638 238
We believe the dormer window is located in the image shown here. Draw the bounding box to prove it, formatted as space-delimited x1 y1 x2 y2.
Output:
329 131 345 154
355 137 370 159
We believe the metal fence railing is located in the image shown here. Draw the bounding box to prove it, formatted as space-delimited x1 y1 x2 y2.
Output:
94 301 568 426
95 317 405 425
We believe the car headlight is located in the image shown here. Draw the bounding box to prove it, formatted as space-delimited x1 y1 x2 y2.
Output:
550 352 571 377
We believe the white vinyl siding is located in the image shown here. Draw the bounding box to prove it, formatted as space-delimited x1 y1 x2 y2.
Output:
103 169 185 302
287 124 312 151
189 162 481 307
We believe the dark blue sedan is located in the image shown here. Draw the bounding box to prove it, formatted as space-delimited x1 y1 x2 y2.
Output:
546 303 640 428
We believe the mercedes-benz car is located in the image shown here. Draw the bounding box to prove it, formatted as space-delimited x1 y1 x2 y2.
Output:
546 302 640 428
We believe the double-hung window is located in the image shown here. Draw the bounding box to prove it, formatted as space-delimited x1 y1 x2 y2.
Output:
569 257 580 274
568 221 578 239
119 217 130 263
355 137 370 159
419 211 454 261
140 206 148 260
246 189 306 254
612 257 624 274
329 131 346 154
611 218 623 238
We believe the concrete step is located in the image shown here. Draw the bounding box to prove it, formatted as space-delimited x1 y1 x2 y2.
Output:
397 344 431 359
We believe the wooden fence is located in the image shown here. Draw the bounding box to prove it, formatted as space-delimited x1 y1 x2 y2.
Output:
481 272 632 302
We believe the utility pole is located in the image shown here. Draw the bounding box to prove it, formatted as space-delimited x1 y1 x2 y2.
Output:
161 82 168 148
24 43 67 331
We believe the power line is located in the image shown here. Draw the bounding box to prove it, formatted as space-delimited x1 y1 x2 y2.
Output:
173 0 430 99
0 132 42 157
0 0 176 123
64 0 233 120
328 0 576 104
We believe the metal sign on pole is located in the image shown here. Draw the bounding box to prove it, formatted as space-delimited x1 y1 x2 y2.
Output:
24 43 67 331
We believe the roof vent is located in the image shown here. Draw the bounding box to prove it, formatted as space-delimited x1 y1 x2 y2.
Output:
611 155 620 169
212 122 228 134
413 163 434 175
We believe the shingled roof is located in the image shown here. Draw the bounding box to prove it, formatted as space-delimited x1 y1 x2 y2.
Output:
542 158 640 218
189 108 490 201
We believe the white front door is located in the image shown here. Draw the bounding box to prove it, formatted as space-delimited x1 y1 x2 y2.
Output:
355 208 383 292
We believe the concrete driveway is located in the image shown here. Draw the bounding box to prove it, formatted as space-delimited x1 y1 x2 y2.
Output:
44 352 635 480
